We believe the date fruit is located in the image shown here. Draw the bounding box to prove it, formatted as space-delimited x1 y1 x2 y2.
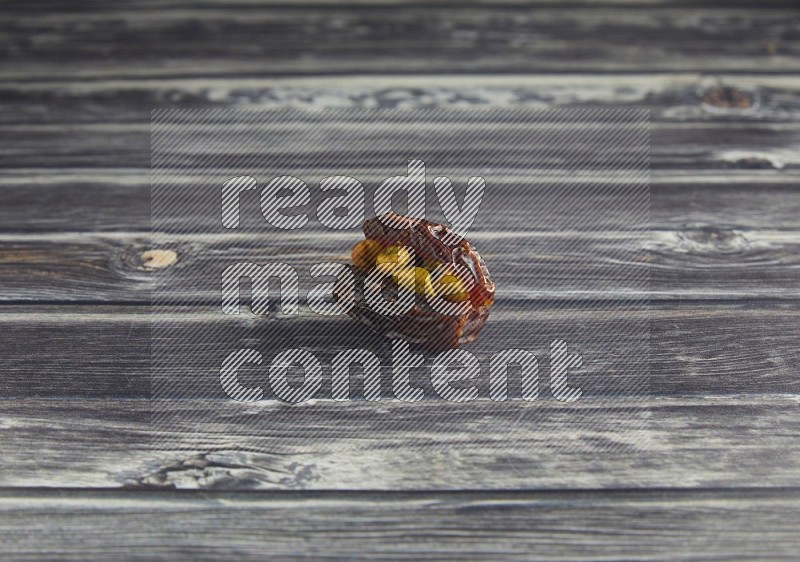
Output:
337 212 495 350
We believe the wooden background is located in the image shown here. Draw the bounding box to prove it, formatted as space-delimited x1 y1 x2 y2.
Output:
1 0 800 559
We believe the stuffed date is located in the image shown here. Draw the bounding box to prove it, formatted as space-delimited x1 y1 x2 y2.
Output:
335 212 494 350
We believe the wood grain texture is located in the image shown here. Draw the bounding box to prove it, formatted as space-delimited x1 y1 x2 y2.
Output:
1 0 799 557
1 170 799 232
3 226 800 302
3 120 799 170
1 396 799 490
1 74 799 126
0 303 796 399
0 169 800 232
0 487 798 560
1 4 799 79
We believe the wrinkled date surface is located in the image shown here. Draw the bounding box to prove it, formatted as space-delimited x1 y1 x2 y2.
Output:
336 212 495 350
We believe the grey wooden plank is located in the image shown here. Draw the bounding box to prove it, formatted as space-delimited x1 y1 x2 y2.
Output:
6 0 798 7
0 489 798 562
0 227 798 302
2 120 799 170
1 74 799 125
0 396 798 490
1 170 799 232
0 488 797 561
1 5 798 79
0 303 796 398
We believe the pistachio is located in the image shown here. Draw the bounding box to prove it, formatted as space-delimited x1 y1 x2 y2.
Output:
351 239 383 270
375 244 413 271
434 272 470 302
392 266 436 297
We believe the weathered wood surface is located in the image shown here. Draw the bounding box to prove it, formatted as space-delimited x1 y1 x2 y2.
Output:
0 488 798 561
4 120 800 170
1 396 799 490
2 0 800 558
1 228 798 302
2 170 799 232
1 74 799 126
2 3 799 79
0 303 796 399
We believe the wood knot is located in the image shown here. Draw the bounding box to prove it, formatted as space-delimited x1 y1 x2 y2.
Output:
701 86 754 110
719 150 784 170
125 451 316 489
677 227 750 255
140 249 178 270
